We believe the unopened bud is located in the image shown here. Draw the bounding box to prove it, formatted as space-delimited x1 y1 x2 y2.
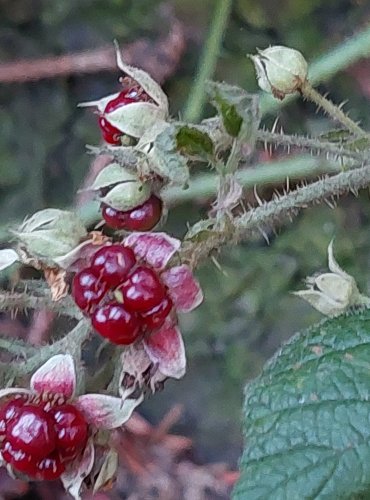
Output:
250 45 308 100
14 209 87 261
293 241 369 317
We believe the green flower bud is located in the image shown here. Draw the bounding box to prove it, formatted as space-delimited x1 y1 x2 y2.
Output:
14 209 87 262
250 45 308 100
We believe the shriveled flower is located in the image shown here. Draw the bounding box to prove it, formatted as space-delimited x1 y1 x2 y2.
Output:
0 354 142 499
293 241 370 317
80 44 169 141
119 232 203 392
250 45 308 100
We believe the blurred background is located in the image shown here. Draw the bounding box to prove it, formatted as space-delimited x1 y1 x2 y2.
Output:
1 0 370 498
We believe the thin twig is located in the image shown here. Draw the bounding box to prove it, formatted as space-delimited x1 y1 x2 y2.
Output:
0 20 185 84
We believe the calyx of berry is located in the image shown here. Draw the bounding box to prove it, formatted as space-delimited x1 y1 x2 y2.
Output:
92 164 151 212
79 44 168 139
13 209 87 263
293 241 370 316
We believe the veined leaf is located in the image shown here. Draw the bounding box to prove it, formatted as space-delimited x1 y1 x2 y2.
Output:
234 310 370 500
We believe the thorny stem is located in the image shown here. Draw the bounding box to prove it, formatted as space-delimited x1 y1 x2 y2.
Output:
300 80 368 138
8 320 90 382
180 164 370 268
257 130 366 162
0 290 83 320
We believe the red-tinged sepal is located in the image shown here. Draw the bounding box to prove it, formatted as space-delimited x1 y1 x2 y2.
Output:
123 232 180 271
30 354 76 399
119 342 167 396
75 394 143 430
144 320 186 379
161 264 203 313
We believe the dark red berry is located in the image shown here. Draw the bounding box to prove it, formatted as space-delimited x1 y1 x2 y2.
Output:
98 117 122 145
141 296 173 331
91 245 136 288
72 268 108 313
2 442 39 478
50 404 88 459
34 453 66 481
104 91 138 113
102 195 163 231
118 266 166 313
0 398 25 437
92 302 142 345
3 443 66 481
98 89 146 145
6 405 56 459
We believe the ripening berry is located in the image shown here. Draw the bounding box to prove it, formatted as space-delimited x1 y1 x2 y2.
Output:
98 116 122 145
0 397 89 481
98 88 149 145
6 405 56 459
91 244 136 288
117 265 166 313
72 268 109 313
141 296 173 331
101 195 163 232
91 302 142 345
50 404 88 459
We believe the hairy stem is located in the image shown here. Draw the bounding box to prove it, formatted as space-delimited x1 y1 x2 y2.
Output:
300 80 368 138
0 290 83 320
257 130 365 162
181 164 370 267
9 320 90 381
183 0 233 122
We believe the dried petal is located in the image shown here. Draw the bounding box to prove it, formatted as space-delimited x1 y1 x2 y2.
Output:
0 249 19 272
161 264 203 313
144 321 186 379
124 232 180 270
93 448 118 493
44 267 68 301
61 439 95 500
75 394 143 429
30 354 76 398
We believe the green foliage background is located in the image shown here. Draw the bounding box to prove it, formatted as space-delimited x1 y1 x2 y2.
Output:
1 0 370 466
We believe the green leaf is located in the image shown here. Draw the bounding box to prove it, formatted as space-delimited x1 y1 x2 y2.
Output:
234 310 370 500
175 125 214 160
150 125 190 187
207 81 260 138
